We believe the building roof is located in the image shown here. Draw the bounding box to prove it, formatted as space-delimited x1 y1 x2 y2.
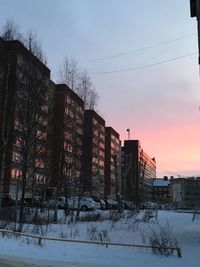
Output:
105 127 120 138
85 109 105 125
153 179 170 187
55 84 84 106
6 40 50 76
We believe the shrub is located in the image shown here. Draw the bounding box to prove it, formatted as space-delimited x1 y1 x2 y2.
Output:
109 210 123 221
149 223 180 256
79 212 103 222
142 209 156 222
87 224 110 243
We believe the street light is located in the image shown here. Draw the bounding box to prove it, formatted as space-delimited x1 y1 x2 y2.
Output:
126 129 130 140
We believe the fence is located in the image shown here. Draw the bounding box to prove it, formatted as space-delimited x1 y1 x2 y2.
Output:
0 228 181 257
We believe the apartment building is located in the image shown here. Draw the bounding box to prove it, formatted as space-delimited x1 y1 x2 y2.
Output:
82 110 105 197
152 177 170 204
171 177 200 208
122 140 156 203
104 127 121 198
0 39 50 198
50 84 84 197
0 37 8 185
0 38 158 205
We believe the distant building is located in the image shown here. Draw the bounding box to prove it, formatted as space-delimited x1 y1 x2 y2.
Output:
152 177 170 204
0 39 51 198
50 84 84 197
104 127 121 198
170 177 200 208
82 110 105 197
122 140 156 203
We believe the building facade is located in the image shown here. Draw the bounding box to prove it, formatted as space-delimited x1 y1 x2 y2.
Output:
170 177 200 208
0 39 51 199
152 177 170 204
0 37 8 189
0 37 158 205
82 110 105 197
122 140 156 203
50 84 84 197
104 127 121 198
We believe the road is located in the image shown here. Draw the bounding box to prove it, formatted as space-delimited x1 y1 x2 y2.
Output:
0 255 102 267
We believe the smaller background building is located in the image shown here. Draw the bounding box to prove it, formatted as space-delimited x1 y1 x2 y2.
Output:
170 177 200 208
152 177 170 204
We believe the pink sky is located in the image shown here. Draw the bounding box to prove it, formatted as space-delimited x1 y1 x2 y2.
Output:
98 58 200 178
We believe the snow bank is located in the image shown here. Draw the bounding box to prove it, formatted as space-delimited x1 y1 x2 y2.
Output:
0 210 199 267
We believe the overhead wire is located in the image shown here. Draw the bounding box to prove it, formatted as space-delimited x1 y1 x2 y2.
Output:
79 33 196 64
89 52 197 75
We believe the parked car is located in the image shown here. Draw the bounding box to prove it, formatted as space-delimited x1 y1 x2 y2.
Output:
104 197 119 210
24 197 42 207
91 196 106 210
1 196 15 207
44 197 68 209
124 200 135 210
143 201 157 209
67 197 100 211
15 199 29 207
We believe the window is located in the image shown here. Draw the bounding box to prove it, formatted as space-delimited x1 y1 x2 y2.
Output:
11 168 22 179
35 159 45 169
12 152 21 163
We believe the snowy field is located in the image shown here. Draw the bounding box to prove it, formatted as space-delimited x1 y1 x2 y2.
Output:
0 210 199 267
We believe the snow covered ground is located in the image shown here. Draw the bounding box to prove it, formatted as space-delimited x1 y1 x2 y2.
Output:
0 210 199 267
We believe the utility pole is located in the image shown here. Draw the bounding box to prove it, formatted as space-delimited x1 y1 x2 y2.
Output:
190 0 200 64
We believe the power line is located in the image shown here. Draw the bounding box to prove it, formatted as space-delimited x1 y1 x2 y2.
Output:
89 52 197 75
79 33 196 64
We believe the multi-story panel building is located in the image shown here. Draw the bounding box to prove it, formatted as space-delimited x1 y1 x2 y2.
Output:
50 84 84 197
0 37 8 185
0 39 50 199
82 110 105 197
152 177 170 204
122 140 156 204
105 127 121 198
170 177 200 208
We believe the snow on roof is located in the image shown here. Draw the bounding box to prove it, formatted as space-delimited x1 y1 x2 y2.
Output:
153 179 170 187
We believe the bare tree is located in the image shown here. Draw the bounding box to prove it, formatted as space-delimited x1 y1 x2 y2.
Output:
0 46 14 207
124 155 135 201
78 71 99 110
58 57 99 110
25 31 47 64
52 85 84 222
59 57 79 91
88 89 99 110
138 149 147 204
1 20 46 64
12 53 50 223
1 20 23 41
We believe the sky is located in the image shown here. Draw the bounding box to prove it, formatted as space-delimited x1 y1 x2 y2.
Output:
0 0 200 178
